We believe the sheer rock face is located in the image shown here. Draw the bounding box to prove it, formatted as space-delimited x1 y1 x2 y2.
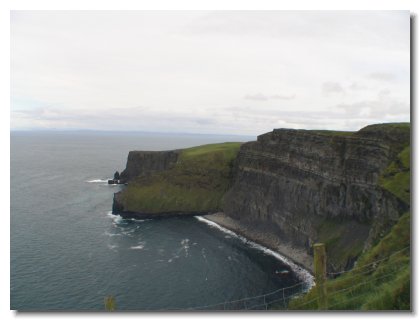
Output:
222 127 408 271
119 150 180 183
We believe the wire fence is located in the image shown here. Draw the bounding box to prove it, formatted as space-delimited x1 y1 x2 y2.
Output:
179 281 309 310
326 266 406 310
326 246 410 277
166 246 410 311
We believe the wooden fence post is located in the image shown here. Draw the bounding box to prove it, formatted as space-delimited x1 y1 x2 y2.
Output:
313 243 328 310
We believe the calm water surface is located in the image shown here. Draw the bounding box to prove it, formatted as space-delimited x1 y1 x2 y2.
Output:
11 131 310 310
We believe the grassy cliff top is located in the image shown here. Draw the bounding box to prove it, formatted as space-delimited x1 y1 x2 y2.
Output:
119 142 242 213
314 122 410 137
272 122 410 140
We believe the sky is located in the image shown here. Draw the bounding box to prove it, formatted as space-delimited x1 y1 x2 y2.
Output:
10 10 410 135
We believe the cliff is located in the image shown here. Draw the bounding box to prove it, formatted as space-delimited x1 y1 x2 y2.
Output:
113 142 242 218
222 123 409 271
112 123 410 272
119 150 180 183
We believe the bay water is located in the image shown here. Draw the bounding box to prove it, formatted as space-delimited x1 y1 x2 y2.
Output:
11 131 310 310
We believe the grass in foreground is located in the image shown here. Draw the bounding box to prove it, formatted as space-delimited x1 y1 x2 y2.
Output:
285 212 410 310
120 142 242 213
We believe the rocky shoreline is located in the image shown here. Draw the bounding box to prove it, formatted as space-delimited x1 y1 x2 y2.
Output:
202 212 314 273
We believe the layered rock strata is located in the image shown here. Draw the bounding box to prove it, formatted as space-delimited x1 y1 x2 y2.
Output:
119 150 179 183
222 126 409 271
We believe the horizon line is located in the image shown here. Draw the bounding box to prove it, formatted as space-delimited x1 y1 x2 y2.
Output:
9 128 258 137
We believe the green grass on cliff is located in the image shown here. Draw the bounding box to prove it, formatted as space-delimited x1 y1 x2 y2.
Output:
379 146 410 205
375 123 410 205
361 122 411 131
315 219 368 271
120 142 241 213
286 212 410 310
306 123 410 139
311 130 354 136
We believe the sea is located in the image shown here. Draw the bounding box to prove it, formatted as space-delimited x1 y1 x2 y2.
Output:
10 131 312 311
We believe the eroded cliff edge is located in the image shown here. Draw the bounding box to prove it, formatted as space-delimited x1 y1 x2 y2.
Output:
112 123 410 272
113 143 242 218
119 150 180 183
222 124 409 271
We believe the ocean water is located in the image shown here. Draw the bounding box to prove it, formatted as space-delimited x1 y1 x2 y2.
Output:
10 131 311 311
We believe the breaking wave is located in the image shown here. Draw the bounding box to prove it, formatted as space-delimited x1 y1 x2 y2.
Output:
195 216 314 288
86 179 109 183
130 242 146 250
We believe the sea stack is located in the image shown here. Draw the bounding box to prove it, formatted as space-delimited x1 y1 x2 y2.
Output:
108 171 121 184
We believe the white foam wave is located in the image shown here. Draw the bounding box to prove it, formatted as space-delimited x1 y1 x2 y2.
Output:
86 179 109 183
107 211 123 224
127 218 149 223
130 243 145 250
195 216 314 287
106 211 148 224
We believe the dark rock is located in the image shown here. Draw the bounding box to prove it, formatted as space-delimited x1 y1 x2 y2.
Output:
114 171 120 180
119 150 179 183
112 192 125 212
222 127 409 271
108 171 122 184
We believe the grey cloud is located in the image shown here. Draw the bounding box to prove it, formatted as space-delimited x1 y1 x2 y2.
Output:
322 82 345 95
225 106 368 126
367 72 396 82
336 98 409 119
225 96 409 132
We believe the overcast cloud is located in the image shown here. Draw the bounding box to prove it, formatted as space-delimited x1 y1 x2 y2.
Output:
11 11 410 135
